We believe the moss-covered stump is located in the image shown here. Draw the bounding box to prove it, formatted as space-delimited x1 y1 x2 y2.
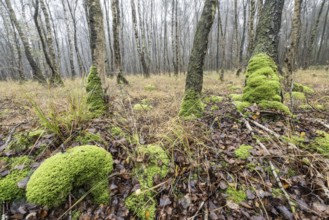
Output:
0 156 32 202
239 53 290 114
26 145 113 208
179 90 204 120
86 66 106 117
125 145 169 220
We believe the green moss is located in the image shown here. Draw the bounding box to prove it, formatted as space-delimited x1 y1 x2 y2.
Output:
226 187 247 203
144 84 157 91
313 131 329 156
110 126 125 137
272 188 283 198
7 130 45 152
26 145 113 208
204 95 223 104
258 101 291 115
0 156 32 202
75 131 103 145
125 145 169 220
210 105 220 111
233 101 251 112
86 66 106 117
228 85 242 92
235 145 253 159
241 53 290 114
133 104 152 111
230 94 243 101
293 83 314 95
179 90 204 119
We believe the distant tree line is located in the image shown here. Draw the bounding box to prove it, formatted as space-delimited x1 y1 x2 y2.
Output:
0 0 328 81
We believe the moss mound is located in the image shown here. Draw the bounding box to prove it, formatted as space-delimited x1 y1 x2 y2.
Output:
86 66 106 116
241 54 290 114
179 90 204 119
203 95 223 104
0 156 32 202
125 145 169 220
26 145 113 208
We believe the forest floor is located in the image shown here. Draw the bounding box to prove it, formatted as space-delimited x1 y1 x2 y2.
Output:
0 69 329 220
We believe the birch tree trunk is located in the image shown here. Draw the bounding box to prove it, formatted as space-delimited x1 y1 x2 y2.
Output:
5 0 46 84
179 0 216 119
112 0 129 84
40 0 63 86
131 0 150 77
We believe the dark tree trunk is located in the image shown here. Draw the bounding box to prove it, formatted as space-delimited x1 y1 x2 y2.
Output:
179 0 216 118
112 0 129 84
252 0 285 64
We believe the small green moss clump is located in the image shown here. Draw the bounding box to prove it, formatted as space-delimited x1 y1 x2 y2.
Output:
110 127 125 137
26 145 113 208
0 156 32 202
241 54 290 114
125 145 169 220
226 187 247 203
7 130 45 152
293 83 314 95
204 95 223 104
230 94 243 101
75 131 103 145
313 131 329 156
86 66 106 116
133 103 152 111
233 101 251 112
179 90 205 119
144 84 157 91
235 145 253 159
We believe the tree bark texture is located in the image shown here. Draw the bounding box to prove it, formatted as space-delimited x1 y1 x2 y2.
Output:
252 0 285 63
88 0 107 88
185 0 217 94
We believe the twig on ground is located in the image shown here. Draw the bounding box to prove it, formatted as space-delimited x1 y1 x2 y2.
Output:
0 121 27 152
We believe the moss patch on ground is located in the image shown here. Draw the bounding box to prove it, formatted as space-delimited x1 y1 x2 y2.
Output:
203 95 223 104
313 131 329 156
86 66 106 117
26 145 113 208
125 145 169 220
0 156 33 202
293 83 314 95
226 187 247 203
240 53 290 114
7 130 45 153
235 145 253 159
179 90 204 119
75 131 103 145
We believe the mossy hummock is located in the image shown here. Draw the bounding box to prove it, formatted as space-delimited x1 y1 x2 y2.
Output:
0 156 32 202
125 145 169 220
239 53 290 114
179 90 205 119
26 145 113 208
86 66 107 116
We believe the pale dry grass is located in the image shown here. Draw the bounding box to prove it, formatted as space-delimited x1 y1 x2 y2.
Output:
0 69 327 130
